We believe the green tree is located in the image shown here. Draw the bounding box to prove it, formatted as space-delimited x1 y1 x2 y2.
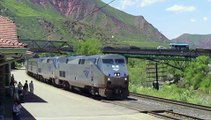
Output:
128 58 147 86
74 38 102 55
184 56 211 92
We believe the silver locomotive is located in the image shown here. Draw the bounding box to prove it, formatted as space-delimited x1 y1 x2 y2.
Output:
26 54 129 99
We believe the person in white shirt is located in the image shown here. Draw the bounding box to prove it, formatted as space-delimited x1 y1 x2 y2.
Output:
29 81 34 94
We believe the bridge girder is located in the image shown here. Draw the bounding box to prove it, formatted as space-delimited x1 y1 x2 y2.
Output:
19 39 73 53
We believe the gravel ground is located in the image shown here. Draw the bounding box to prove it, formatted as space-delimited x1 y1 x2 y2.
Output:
115 95 211 120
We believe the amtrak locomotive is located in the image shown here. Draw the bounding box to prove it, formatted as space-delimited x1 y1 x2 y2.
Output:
26 54 129 99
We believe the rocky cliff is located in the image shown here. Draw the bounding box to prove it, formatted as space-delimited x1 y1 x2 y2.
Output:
30 0 168 41
0 0 169 46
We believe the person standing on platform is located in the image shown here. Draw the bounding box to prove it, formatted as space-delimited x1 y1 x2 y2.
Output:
17 82 24 102
17 82 23 95
12 101 22 120
23 80 28 96
13 87 19 102
9 74 15 97
29 81 34 94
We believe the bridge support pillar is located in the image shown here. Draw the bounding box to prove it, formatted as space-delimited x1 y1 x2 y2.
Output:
147 61 167 90
154 63 159 90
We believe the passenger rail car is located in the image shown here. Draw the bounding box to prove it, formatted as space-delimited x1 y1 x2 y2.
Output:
26 54 129 99
169 43 189 50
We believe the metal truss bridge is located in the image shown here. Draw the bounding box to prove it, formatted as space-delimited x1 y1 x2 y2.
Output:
102 47 211 71
19 39 211 61
19 39 73 53
102 47 211 61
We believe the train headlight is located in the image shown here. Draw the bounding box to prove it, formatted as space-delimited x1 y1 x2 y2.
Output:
114 72 120 77
124 77 127 81
108 78 111 81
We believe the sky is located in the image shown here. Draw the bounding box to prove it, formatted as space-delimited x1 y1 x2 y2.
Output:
101 0 211 39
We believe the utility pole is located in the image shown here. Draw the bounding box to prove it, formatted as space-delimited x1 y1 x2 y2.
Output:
155 62 159 90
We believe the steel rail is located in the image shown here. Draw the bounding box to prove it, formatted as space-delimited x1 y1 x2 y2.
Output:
130 93 211 112
101 99 202 120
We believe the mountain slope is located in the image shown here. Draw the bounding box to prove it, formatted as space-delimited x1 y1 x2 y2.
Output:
0 0 169 47
172 34 211 49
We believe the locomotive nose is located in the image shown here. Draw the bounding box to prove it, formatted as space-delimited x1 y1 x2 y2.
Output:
106 76 129 86
112 65 119 71
114 72 120 77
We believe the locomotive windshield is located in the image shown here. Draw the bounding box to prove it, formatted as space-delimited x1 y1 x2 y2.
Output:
115 59 125 64
102 59 125 64
102 59 114 64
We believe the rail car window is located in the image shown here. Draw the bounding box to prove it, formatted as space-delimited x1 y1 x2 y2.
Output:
102 59 114 64
39 59 44 62
115 59 125 64
59 71 66 77
87 58 95 64
79 59 85 64
48 59 54 64
38 68 41 73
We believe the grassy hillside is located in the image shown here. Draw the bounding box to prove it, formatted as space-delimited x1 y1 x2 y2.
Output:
172 34 211 49
0 0 63 39
0 0 168 48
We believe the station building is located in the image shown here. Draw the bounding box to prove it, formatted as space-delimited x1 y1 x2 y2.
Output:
0 16 27 114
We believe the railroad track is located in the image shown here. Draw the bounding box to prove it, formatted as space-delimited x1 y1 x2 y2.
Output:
100 93 211 120
101 100 202 120
130 93 211 112
148 111 203 120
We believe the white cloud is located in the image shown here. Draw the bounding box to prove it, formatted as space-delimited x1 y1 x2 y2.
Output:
120 0 137 9
139 0 165 7
203 17 208 21
119 0 165 9
166 5 196 13
208 0 211 2
190 18 196 22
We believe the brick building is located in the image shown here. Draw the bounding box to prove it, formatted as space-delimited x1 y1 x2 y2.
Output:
0 16 27 115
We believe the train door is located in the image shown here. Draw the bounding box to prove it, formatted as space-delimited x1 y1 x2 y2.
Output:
91 58 99 86
89 58 96 94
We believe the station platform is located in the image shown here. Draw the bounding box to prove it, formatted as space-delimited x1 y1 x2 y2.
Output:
1 93 36 120
3 69 163 120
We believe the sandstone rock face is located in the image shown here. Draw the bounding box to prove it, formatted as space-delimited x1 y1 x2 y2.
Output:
26 0 169 42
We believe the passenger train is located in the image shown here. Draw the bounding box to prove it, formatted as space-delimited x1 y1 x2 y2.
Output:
26 54 129 99
169 43 189 50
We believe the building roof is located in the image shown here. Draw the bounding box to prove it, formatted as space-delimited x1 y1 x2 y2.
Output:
0 38 26 48
0 16 26 48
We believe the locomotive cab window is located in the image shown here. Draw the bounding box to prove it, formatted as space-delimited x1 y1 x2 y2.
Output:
115 59 125 64
102 59 114 64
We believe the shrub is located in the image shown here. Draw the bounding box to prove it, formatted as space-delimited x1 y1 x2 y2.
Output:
74 38 102 55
